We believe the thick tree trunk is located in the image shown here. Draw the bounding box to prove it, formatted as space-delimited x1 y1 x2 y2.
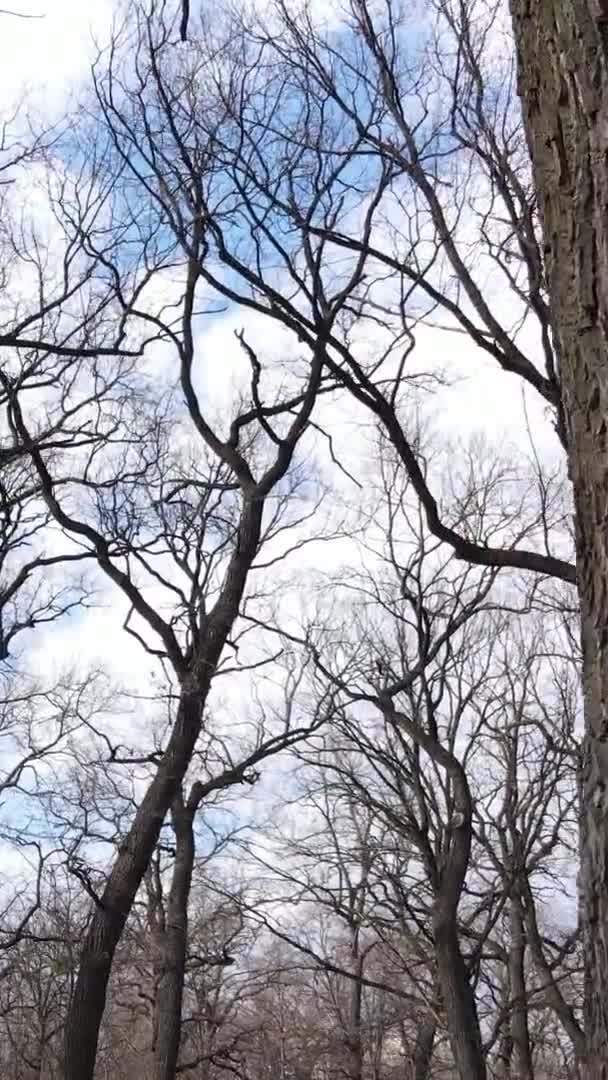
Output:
152 795 195 1080
509 3 608 1075
63 497 263 1080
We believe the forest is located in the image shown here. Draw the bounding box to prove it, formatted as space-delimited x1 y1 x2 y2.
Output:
0 0 602 1077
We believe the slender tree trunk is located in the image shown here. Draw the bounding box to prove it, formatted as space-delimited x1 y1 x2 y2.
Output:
152 794 195 1080
519 876 584 1059
509 4 608 1074
63 689 202 1080
418 747 485 1080
509 897 534 1080
497 988 513 1080
63 497 264 1080
344 932 364 1080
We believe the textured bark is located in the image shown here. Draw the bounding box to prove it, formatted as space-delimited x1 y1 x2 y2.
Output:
497 978 514 1080
509 3 608 1075
432 910 487 1080
508 899 534 1080
344 932 364 1080
63 497 264 1080
152 795 195 1080
411 1010 437 1080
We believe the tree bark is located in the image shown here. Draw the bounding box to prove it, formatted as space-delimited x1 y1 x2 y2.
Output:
63 497 264 1080
152 794 196 1080
509 898 534 1080
411 1009 436 1080
497 980 514 1080
432 908 487 1080
63 690 203 1080
509 3 608 1074
343 932 363 1080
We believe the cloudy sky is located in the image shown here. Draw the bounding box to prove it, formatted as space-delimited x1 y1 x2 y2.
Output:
0 2 116 105
0 3 579 956
0 0 566 677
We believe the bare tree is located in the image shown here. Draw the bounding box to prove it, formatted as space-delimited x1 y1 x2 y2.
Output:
129 1 592 1067
149 659 330 1080
235 432 582 1080
0 3 597 1078
2 44 337 1072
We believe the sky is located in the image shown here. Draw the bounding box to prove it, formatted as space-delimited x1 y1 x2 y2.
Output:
0 2 117 109
0 0 570 718
0 0 579 946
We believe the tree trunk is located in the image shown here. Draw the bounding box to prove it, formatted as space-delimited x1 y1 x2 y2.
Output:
432 907 487 1080
497 995 513 1080
63 689 202 1080
152 794 195 1080
344 933 364 1080
411 1009 436 1080
509 3 608 1075
63 497 264 1080
418 742 486 1080
509 898 534 1080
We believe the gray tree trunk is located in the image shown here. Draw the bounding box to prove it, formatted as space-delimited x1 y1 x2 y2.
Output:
509 898 534 1080
411 1008 437 1080
389 702 487 1079
152 795 195 1080
432 908 487 1080
509 3 608 1074
344 933 364 1080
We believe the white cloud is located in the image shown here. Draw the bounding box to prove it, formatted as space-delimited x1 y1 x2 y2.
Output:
0 0 118 115
0 1 577 980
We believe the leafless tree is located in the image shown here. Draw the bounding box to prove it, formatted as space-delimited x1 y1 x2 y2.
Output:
0 10 347 1062
233 435 581 1080
0 869 86 1080
145 657 331 1080
123 0 593 1067
0 2 597 1077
